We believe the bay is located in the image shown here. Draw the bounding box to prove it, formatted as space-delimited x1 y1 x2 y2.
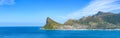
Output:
0 27 120 38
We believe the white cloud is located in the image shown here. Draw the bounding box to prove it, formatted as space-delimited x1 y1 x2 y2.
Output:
56 0 120 23
68 0 120 19
0 0 15 5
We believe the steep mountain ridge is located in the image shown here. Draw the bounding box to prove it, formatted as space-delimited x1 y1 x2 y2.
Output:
43 17 62 29
42 11 120 29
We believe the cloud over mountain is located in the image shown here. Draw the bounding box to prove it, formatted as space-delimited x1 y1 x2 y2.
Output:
57 0 120 23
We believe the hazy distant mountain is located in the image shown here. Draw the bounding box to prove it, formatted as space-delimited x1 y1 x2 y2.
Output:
42 11 120 30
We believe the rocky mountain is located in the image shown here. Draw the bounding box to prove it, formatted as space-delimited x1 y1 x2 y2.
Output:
42 11 120 30
42 17 63 29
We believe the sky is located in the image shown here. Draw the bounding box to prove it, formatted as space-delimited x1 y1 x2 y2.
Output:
0 0 120 27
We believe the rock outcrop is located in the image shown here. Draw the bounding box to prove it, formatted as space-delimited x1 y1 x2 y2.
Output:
43 17 62 29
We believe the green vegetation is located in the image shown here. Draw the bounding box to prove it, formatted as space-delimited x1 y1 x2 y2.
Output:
42 11 120 29
43 17 62 29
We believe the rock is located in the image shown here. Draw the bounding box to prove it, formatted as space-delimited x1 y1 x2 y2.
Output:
42 17 63 29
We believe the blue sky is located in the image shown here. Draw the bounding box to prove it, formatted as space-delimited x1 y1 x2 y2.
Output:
0 0 120 27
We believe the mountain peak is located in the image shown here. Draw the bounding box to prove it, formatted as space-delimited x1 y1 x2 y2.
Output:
94 11 114 16
47 17 51 20
46 17 58 24
96 11 104 15
43 17 62 29
46 17 53 23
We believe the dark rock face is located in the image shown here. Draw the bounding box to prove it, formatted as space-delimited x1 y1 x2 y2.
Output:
43 11 120 30
43 17 62 29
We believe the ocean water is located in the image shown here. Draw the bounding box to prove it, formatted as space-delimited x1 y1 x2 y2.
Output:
0 27 120 38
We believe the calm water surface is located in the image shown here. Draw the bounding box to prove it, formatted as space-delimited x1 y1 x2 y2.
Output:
0 27 120 38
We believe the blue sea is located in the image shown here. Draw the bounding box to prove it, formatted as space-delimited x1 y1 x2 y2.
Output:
0 27 120 38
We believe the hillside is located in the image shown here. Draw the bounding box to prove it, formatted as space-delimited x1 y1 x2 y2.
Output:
42 17 63 29
42 11 120 30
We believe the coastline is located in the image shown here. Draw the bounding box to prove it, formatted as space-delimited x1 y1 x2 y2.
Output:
40 28 120 31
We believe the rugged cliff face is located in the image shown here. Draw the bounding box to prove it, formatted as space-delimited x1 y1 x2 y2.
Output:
42 11 120 30
42 17 62 29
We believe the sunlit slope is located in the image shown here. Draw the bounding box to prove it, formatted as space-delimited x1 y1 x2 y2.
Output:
43 11 120 29
43 17 63 29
